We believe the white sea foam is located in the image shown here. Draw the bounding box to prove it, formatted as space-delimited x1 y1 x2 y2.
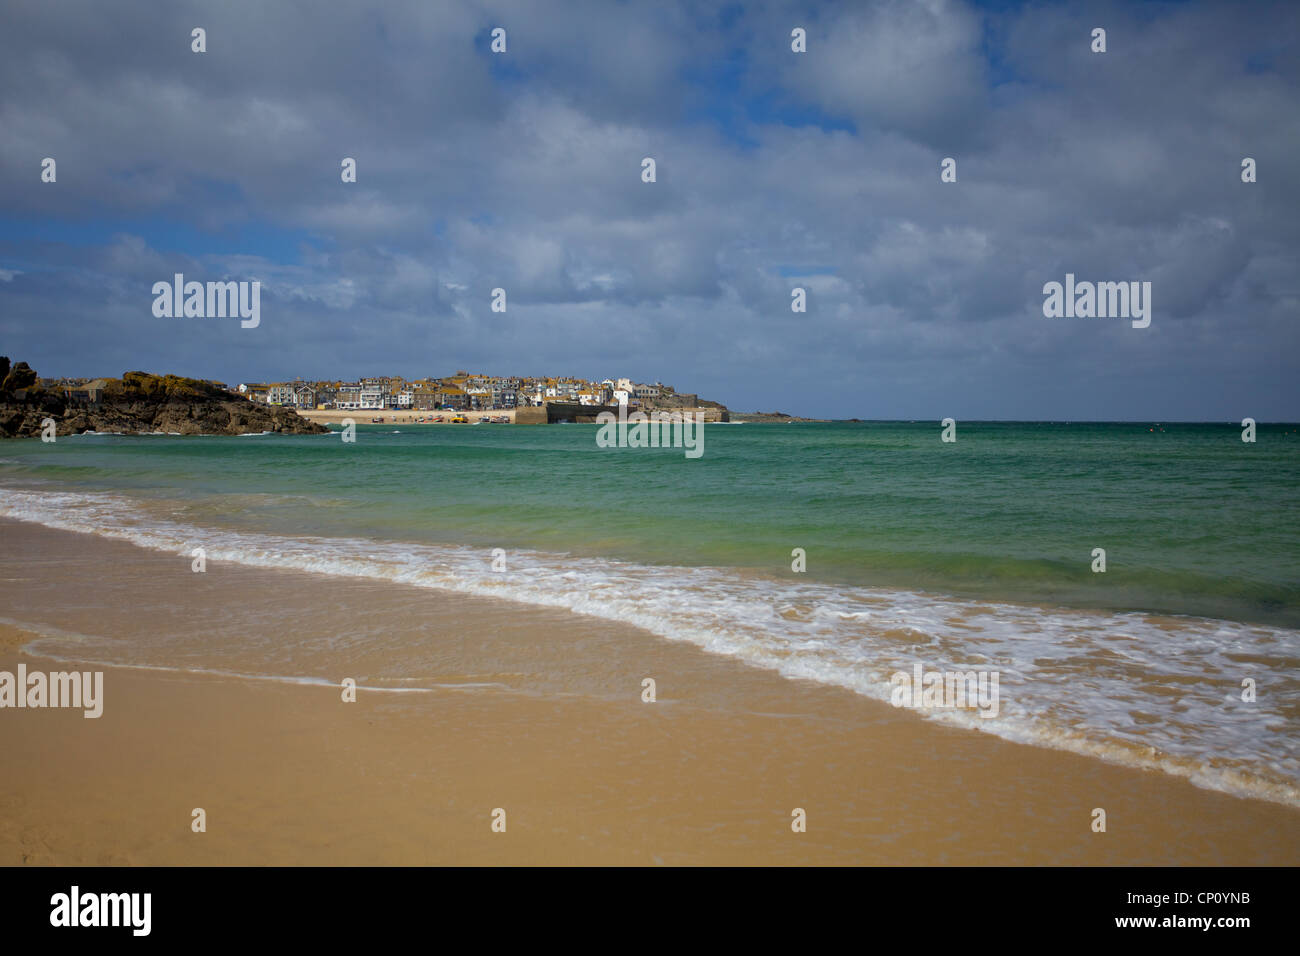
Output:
1 487 1296 805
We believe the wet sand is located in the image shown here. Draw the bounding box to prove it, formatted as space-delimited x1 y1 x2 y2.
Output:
0 518 1297 865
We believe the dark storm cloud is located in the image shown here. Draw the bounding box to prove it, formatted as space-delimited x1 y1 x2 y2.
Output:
0 0 1296 419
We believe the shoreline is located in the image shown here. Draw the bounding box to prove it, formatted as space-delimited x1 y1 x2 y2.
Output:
294 407 523 425
1 518 1297 865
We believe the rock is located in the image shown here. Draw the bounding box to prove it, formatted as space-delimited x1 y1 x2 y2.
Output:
1 361 38 394
0 364 329 439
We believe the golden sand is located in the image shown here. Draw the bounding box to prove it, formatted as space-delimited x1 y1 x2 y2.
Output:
0 521 1297 865
295 408 521 425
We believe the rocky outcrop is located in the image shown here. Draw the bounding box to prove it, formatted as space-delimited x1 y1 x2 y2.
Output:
1 360 37 393
0 361 328 438
729 411 829 422
640 391 729 416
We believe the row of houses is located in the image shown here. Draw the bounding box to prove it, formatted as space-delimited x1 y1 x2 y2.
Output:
235 373 672 412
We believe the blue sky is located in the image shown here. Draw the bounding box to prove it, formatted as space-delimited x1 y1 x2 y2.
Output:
1 0 1297 419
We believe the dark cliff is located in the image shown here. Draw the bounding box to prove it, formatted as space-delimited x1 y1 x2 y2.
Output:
0 361 328 438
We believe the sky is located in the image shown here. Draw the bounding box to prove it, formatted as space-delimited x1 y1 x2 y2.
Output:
0 0 1297 420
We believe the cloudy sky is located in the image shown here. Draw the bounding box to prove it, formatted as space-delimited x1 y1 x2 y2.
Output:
1 0 1296 419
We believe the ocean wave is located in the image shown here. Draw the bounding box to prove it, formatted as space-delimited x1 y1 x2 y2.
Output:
1 486 1297 806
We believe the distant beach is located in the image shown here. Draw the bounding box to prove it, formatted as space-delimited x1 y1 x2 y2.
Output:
295 407 524 425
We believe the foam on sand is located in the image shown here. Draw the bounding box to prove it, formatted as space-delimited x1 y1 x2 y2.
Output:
1 486 1296 806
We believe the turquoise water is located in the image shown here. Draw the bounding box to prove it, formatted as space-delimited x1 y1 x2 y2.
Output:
2 421 1297 626
2 421 1299 803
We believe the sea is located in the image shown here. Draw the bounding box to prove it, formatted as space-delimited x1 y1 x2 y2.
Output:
1 420 1297 804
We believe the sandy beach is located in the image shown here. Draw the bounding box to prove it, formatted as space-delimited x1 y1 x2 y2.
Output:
1 518 1296 865
295 408 524 425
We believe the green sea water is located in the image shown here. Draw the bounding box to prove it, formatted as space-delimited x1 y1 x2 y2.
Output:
2 421 1297 626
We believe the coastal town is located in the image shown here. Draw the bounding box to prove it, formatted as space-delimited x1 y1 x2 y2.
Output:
232 373 693 414
9 363 736 430
229 373 733 425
